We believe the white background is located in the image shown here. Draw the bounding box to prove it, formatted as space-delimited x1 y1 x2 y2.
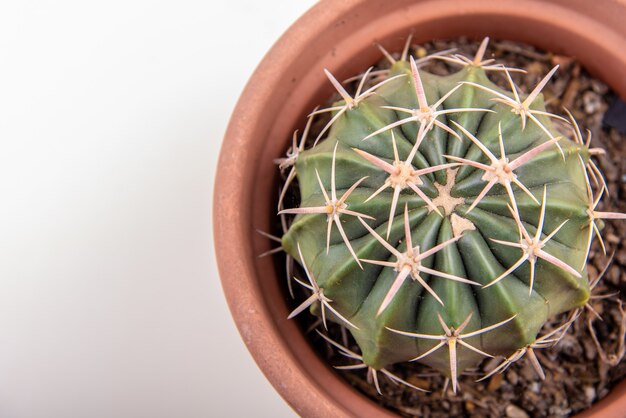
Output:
0 1 318 417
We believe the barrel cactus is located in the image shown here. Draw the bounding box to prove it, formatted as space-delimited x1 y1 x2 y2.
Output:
270 37 625 394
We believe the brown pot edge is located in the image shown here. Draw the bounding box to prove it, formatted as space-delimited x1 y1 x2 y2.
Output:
215 1 626 417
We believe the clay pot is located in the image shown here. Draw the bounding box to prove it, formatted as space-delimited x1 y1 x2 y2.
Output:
214 0 626 416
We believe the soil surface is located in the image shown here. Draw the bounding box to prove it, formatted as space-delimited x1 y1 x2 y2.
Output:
274 37 626 418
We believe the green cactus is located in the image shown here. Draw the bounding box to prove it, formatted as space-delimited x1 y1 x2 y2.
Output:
272 37 625 393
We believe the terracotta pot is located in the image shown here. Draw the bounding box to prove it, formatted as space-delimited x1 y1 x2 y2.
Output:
214 0 626 416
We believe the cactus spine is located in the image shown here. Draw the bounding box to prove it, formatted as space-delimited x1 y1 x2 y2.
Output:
272 38 625 393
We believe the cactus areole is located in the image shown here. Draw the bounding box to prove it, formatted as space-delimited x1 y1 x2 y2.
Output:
272 38 624 394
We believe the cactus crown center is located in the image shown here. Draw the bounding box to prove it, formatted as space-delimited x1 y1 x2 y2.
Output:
431 168 464 216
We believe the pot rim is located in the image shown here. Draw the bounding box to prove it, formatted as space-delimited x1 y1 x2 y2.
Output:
215 1 626 416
